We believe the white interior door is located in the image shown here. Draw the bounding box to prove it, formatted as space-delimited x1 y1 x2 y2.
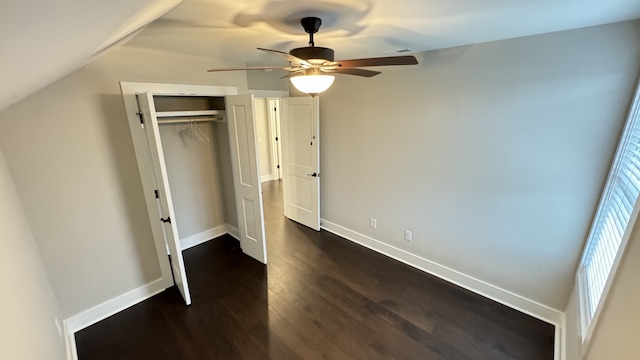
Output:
281 97 320 231
137 92 192 305
225 94 267 264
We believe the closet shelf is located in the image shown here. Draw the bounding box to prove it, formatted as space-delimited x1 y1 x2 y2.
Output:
157 116 223 124
155 110 222 118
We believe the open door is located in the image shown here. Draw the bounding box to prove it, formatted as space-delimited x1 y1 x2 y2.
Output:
281 97 320 231
136 92 192 305
225 95 268 264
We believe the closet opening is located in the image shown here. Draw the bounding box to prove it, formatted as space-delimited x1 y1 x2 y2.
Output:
153 95 236 259
122 83 268 305
121 82 319 306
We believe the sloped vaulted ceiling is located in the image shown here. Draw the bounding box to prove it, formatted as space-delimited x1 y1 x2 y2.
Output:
0 0 182 111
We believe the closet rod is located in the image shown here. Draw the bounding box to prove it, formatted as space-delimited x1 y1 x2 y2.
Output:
157 116 224 124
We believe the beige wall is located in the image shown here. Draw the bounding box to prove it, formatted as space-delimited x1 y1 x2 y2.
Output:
159 121 229 239
1 14 638 336
0 44 248 317
246 67 289 92
319 20 640 310
0 146 67 359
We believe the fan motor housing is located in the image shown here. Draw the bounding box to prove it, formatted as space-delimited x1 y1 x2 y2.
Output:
290 47 335 63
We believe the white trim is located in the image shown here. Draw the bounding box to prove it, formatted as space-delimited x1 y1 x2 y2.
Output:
121 82 239 97
65 278 169 334
180 224 229 250
320 219 563 325
576 76 640 353
64 320 78 360
579 199 639 357
63 278 169 360
60 220 564 359
61 223 241 360
119 81 240 306
556 313 566 360
261 174 274 183
227 224 240 240
268 98 283 181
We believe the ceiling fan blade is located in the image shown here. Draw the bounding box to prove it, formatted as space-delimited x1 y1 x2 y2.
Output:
258 48 313 68
321 68 381 77
280 70 305 79
207 66 287 72
335 55 418 68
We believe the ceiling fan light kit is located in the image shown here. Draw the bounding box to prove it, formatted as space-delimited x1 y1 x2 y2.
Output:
290 68 335 96
207 16 419 96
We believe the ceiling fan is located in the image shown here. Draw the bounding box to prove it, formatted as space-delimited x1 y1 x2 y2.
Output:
207 17 419 95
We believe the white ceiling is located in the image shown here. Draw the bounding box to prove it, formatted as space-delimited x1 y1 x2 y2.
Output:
2 0 640 110
128 0 640 64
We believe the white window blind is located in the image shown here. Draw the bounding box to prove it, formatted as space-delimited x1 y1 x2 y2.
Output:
579 84 640 334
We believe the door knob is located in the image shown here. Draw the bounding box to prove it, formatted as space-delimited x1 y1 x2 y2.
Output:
307 172 318 177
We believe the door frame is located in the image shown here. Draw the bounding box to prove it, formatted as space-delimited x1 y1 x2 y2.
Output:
120 82 240 291
249 90 288 182
268 98 283 180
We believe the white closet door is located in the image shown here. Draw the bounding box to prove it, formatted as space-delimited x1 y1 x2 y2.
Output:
137 92 192 305
225 95 267 264
281 96 320 231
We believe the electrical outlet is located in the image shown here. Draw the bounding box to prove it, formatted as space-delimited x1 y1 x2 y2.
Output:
404 230 413 242
369 218 377 229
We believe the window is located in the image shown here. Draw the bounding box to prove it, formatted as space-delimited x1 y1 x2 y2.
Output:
578 81 640 341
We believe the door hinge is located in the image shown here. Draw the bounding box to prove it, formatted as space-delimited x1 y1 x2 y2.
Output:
154 189 159 199
136 112 144 124
160 217 171 224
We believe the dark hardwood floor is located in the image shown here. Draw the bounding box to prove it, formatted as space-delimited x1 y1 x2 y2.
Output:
75 180 555 359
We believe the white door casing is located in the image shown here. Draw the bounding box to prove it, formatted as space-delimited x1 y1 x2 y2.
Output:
281 97 320 231
268 98 283 180
225 94 268 264
136 92 192 305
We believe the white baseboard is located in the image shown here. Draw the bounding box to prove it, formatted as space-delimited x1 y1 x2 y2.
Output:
64 277 169 360
63 221 564 359
227 224 240 240
62 225 243 360
261 174 274 183
320 218 564 325
180 224 229 250
66 225 237 335
65 278 168 333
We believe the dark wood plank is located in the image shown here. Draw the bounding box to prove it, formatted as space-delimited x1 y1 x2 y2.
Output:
75 180 554 359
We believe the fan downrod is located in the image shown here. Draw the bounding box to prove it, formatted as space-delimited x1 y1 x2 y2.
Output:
301 17 321 47
289 17 335 63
